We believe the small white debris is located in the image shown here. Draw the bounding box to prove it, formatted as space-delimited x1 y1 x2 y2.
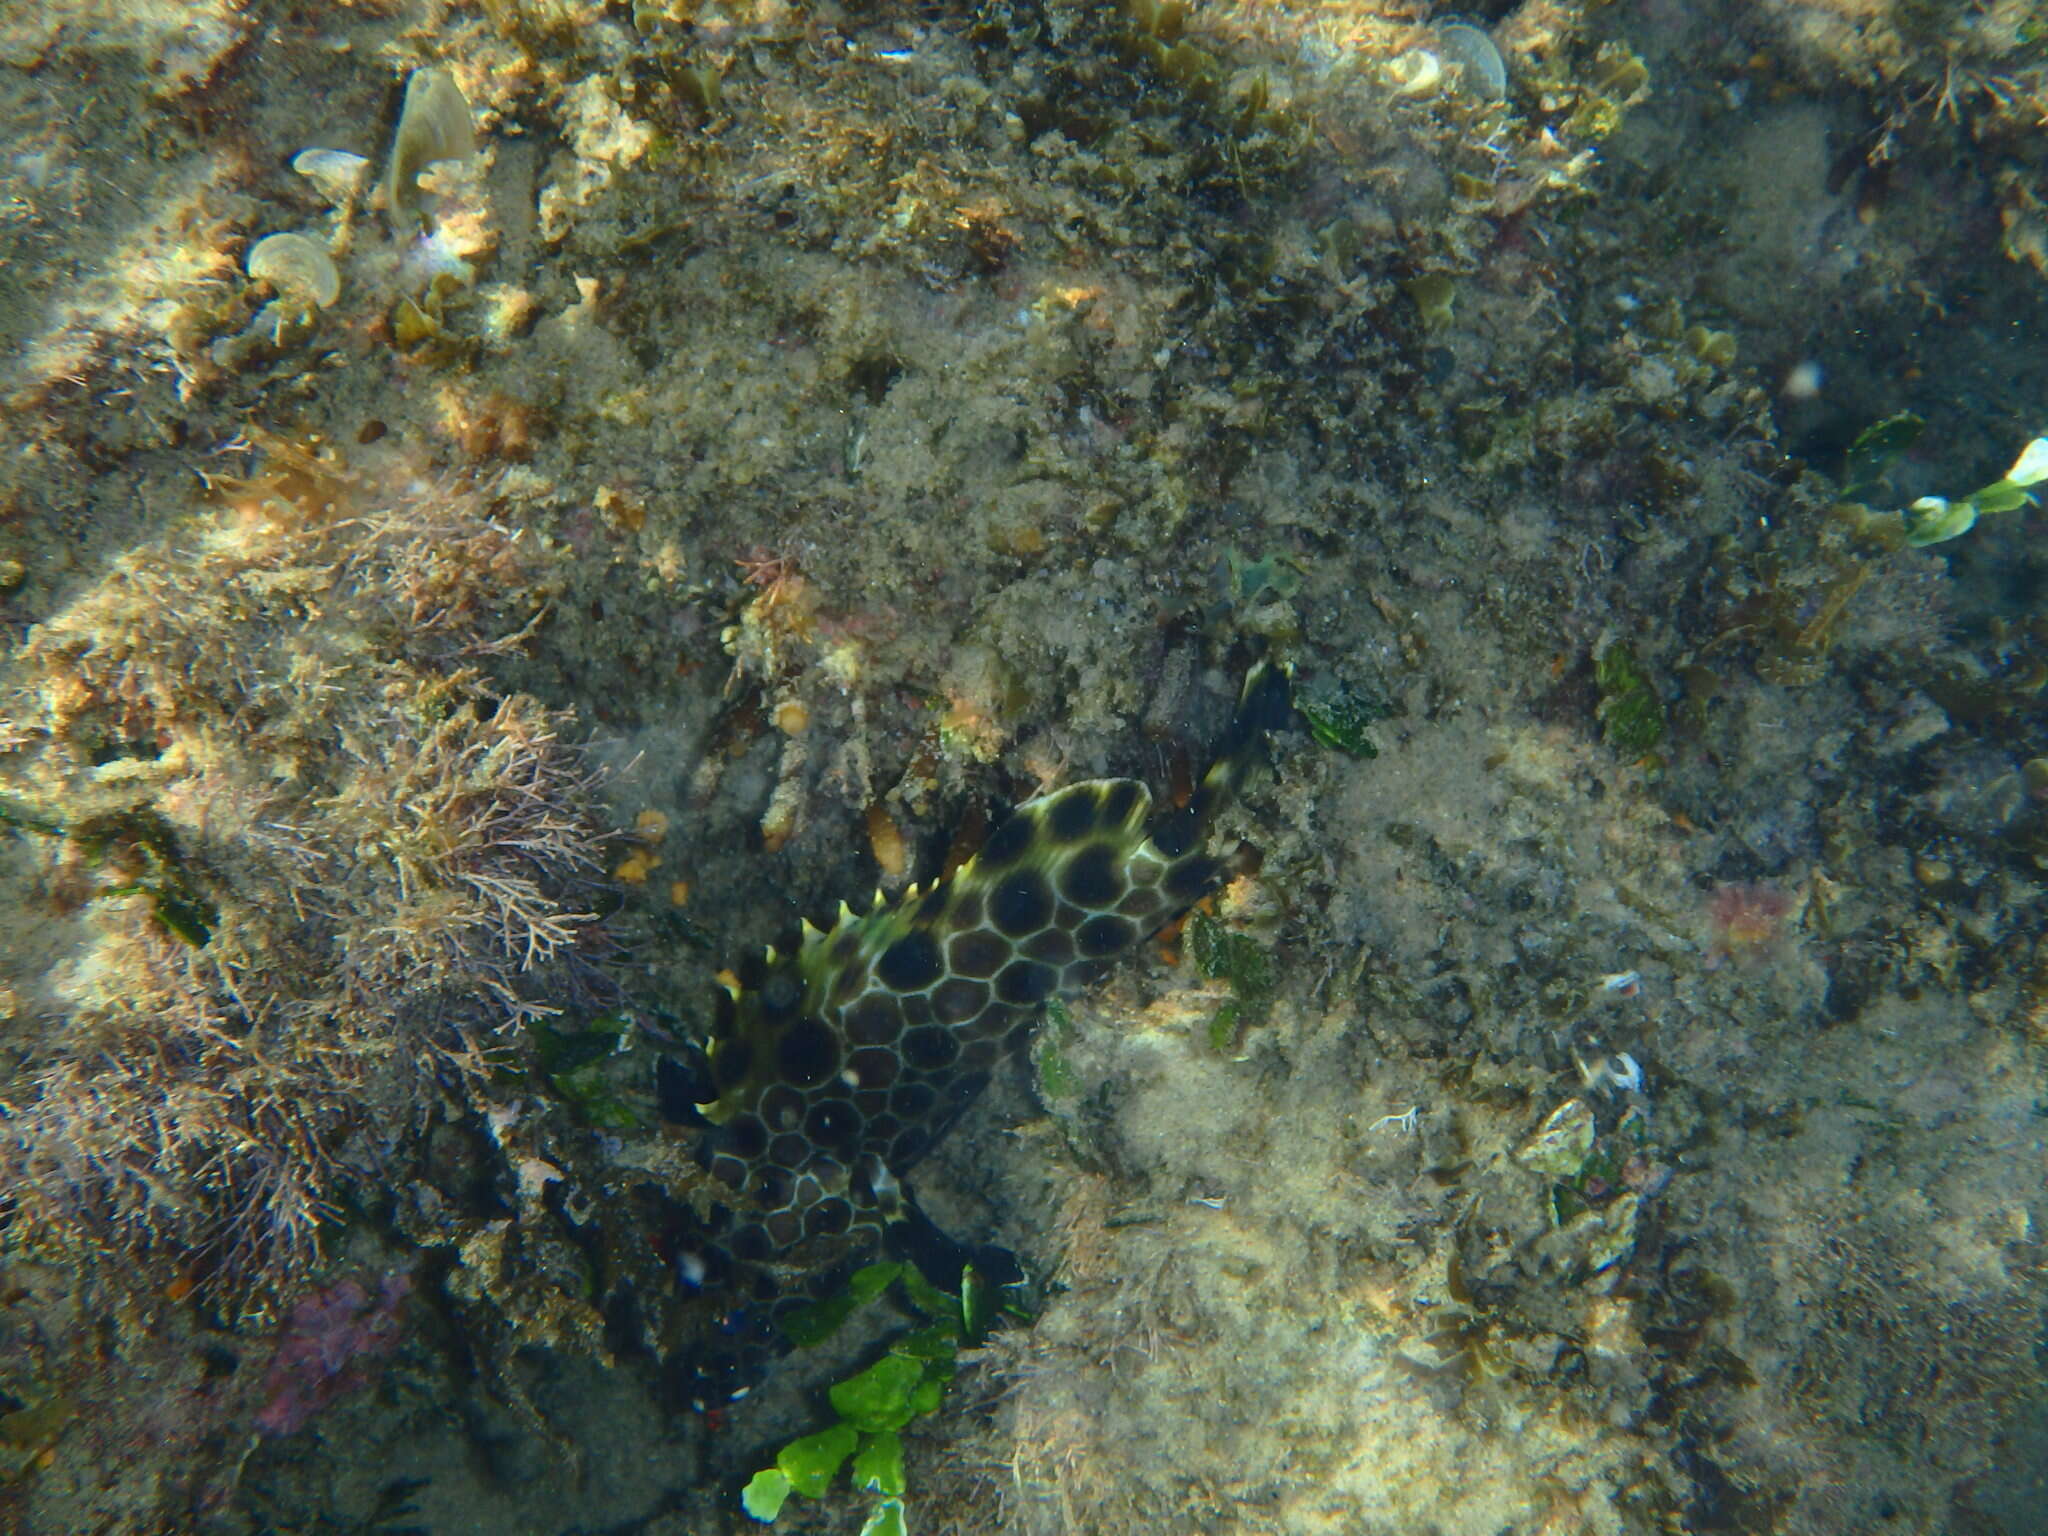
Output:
483 1102 522 1142
1781 359 1824 400
1575 1051 1646 1097
1595 969 1643 1001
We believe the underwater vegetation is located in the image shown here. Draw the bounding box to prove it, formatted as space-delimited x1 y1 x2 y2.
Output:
1750 0 2048 282
0 441 606 1316
252 1270 412 1438
1593 641 1667 760
741 1259 1002 1536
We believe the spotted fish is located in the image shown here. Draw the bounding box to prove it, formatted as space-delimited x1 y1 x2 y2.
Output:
672 662 1292 1387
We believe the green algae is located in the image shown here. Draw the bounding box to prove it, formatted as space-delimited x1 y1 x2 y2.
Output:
1298 682 1398 759
1 798 220 947
1188 910 1276 1052
1593 642 1666 756
747 1259 1007 1529
1034 997 1081 1099
1841 411 1926 498
531 1012 643 1131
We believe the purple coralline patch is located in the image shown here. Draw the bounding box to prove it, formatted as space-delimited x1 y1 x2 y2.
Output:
253 1271 412 1437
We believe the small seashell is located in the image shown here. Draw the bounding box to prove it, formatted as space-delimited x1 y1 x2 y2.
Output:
1515 1098 1596 1179
1434 21 1507 101
246 232 340 309
1387 48 1443 97
865 803 908 880
290 147 371 205
386 66 477 230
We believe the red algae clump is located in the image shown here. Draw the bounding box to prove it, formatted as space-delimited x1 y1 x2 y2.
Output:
253 1272 412 1438
1706 880 1795 962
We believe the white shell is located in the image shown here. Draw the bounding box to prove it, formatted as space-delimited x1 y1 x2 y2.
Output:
1435 22 1507 101
246 232 340 309
291 147 371 205
386 67 477 227
1388 49 1443 97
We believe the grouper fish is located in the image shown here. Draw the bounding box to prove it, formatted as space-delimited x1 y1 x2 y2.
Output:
668 661 1293 1396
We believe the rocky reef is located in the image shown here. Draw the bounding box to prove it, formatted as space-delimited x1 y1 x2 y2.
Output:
2 2 2046 1534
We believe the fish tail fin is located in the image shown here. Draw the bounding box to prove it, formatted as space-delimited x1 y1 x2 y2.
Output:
1146 658 1294 862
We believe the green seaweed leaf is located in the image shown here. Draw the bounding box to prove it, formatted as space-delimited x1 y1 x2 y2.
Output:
1841 411 1924 497
852 1431 906 1497
747 1261 1014 1526
531 1014 641 1129
960 1264 994 1343
1298 685 1396 758
530 1014 624 1075
858 1498 908 1536
1187 912 1276 1052
1206 996 1243 1053
781 1262 905 1348
1035 1038 1078 1098
1187 913 1271 995
98 880 218 948
1593 643 1666 756
829 1355 925 1434
550 1064 641 1130
147 883 218 947
851 1261 907 1305
741 1469 791 1522
1035 1000 1079 1098
896 1264 956 1322
908 1373 947 1417
777 1423 858 1498
893 1323 960 1362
